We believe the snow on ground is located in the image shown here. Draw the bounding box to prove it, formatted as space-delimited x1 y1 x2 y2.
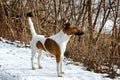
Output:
0 40 120 80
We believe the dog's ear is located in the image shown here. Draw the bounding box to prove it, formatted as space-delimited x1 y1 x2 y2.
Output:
64 22 70 29
26 12 33 17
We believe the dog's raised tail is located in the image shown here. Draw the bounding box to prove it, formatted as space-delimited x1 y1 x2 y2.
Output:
27 17 37 36
26 12 37 36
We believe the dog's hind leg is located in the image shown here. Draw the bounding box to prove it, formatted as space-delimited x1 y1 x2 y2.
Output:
31 48 36 70
38 50 43 69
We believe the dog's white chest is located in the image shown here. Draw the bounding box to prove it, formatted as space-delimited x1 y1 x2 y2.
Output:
50 30 71 54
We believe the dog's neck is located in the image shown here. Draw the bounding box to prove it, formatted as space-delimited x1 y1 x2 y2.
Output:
50 30 71 44
50 30 71 53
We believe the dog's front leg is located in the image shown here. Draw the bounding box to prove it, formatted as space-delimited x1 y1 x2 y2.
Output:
57 62 62 77
56 54 62 77
60 55 64 74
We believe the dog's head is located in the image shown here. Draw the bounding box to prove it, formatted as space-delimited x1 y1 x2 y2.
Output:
63 23 84 36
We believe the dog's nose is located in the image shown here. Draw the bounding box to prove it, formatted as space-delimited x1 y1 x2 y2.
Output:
26 12 33 17
75 31 84 36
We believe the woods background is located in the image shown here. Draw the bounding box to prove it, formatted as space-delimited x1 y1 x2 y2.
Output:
0 0 120 78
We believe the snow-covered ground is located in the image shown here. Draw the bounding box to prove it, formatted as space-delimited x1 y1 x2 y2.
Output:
0 39 120 80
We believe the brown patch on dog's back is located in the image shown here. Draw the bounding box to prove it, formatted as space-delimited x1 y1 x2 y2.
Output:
36 41 46 51
44 38 61 63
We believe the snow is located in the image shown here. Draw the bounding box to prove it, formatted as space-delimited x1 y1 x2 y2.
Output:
0 40 120 80
103 20 114 33
95 18 114 34
95 18 119 34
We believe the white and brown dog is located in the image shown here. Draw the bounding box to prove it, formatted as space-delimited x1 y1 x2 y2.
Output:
27 13 84 77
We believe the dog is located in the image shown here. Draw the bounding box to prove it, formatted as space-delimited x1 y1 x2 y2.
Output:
26 13 84 77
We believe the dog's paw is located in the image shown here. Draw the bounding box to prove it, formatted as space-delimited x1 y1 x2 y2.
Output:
32 67 35 70
38 66 43 69
58 74 62 77
61 71 64 74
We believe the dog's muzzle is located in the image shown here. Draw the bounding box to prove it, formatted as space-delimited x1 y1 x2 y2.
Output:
74 31 84 36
